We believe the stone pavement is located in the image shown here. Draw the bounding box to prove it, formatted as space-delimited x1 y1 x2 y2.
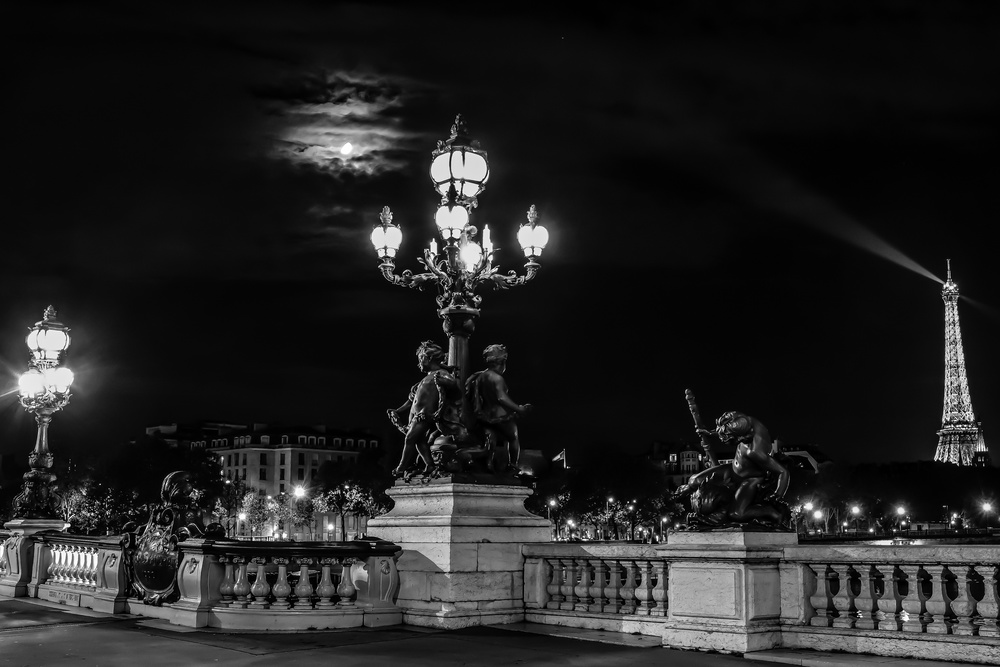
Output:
0 599 987 667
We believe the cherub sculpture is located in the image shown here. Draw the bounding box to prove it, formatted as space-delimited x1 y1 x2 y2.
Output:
674 391 791 529
466 344 532 474
387 341 466 479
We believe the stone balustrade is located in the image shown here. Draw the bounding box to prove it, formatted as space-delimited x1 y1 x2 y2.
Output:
781 544 1000 663
131 538 403 630
523 543 667 637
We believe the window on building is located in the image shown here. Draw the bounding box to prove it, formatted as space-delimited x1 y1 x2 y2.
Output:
334 438 341 447
358 439 366 448
260 468 267 480
260 453 268 465
669 453 677 462
318 437 325 445
308 436 316 445
347 438 354 448
298 453 305 465
280 484 285 493
280 453 286 465
261 435 269 445
281 435 288 445
242 453 247 465
298 436 306 444
311 469 317 480
280 469 285 480
297 468 304 481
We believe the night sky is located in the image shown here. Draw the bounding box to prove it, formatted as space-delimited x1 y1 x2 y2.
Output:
1 2 998 470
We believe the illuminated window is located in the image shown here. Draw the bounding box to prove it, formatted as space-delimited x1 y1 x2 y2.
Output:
261 436 270 445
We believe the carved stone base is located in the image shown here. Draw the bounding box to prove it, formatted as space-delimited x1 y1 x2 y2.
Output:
366 483 549 629
658 530 796 653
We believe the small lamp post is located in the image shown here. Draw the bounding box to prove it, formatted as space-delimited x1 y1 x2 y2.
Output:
983 502 994 529
11 306 74 521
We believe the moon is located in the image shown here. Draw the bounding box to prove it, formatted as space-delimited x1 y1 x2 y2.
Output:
340 142 353 156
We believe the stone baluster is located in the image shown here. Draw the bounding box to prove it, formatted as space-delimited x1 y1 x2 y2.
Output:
830 563 856 629
337 558 357 607
898 564 926 632
619 560 637 614
854 563 882 630
633 560 654 615
876 564 903 631
47 545 60 584
271 557 292 609
232 557 250 608
649 560 667 616
545 558 564 610
922 564 952 635
559 558 578 611
603 559 623 614
294 558 315 609
948 564 978 636
54 544 69 585
574 558 592 611
807 564 835 627
977 564 999 637
82 546 95 587
218 557 235 606
249 557 271 608
588 559 606 613
315 558 337 607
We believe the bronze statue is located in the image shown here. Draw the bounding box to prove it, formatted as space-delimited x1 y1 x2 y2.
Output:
674 391 791 529
387 341 466 479
466 344 532 474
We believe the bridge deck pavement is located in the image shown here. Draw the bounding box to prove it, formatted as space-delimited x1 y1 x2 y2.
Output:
0 599 985 667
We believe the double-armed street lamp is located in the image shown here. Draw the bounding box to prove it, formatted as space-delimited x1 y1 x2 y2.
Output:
12 306 74 520
370 114 549 384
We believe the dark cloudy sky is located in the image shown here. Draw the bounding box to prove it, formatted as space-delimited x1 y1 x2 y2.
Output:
1 2 998 468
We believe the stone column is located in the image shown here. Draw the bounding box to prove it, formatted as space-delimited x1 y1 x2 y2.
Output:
658 531 796 653
366 482 549 629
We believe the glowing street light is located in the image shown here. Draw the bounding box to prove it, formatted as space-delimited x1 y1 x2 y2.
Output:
983 502 994 528
804 502 814 511
12 306 74 521
293 486 306 499
896 506 906 516
372 115 549 385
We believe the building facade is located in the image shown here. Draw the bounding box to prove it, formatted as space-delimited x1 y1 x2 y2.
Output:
144 422 382 540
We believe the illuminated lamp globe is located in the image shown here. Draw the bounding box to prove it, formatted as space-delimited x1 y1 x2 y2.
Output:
435 204 469 240
460 241 483 271
371 224 402 260
26 306 71 362
429 116 490 199
812 510 823 520
18 369 46 398
294 486 306 499
43 367 75 393
517 221 549 258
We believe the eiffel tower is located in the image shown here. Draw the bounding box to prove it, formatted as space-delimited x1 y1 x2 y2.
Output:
934 260 989 466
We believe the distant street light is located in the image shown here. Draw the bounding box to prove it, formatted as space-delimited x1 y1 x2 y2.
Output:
896 506 906 516
983 502 994 528
294 486 306 499
804 502 814 512
12 306 74 521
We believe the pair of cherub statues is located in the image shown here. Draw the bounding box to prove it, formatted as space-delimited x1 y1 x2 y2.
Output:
387 341 532 481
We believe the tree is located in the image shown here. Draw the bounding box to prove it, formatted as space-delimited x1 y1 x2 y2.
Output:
239 493 269 538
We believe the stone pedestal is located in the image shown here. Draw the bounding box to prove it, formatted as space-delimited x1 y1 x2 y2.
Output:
365 482 550 629
0 519 69 598
658 530 796 653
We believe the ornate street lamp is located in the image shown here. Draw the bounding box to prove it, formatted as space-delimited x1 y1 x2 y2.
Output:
12 306 74 520
372 114 549 383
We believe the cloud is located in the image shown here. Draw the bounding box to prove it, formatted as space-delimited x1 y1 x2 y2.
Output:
256 69 433 175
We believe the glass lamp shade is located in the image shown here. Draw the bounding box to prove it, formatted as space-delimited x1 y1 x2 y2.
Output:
460 241 483 271
18 369 46 397
517 223 549 258
45 367 75 393
430 147 490 199
371 224 402 259
434 204 469 240
26 326 70 361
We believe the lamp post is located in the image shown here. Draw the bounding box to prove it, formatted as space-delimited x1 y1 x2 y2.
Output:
238 512 248 539
371 115 549 386
11 306 74 521
983 502 994 529
547 499 557 541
